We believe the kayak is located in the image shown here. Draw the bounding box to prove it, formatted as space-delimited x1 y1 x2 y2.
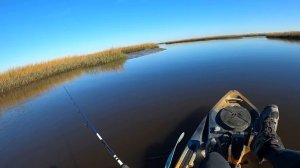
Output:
175 90 260 168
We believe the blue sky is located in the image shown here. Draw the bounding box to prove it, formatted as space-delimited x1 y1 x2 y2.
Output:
1 0 300 72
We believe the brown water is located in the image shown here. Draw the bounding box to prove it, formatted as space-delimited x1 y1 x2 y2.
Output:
1 38 300 168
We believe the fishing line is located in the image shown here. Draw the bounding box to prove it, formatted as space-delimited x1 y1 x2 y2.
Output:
63 86 129 168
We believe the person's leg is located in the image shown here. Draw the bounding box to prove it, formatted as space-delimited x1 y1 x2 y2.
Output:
198 152 230 168
264 148 300 168
252 105 300 168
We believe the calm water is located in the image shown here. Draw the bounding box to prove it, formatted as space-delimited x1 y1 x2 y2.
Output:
1 38 300 168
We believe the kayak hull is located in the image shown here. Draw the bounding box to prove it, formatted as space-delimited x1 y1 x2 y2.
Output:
175 90 259 168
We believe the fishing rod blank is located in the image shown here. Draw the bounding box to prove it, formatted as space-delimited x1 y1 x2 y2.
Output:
165 132 185 168
64 86 130 168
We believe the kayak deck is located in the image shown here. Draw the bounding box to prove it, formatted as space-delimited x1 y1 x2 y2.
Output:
175 90 259 168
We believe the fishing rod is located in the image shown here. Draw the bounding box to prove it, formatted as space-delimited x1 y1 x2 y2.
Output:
165 132 185 168
64 86 130 168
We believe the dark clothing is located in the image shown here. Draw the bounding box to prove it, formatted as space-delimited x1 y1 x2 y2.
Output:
265 148 300 168
198 152 230 168
199 148 300 168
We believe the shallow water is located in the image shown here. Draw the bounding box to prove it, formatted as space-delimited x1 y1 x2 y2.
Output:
1 38 300 168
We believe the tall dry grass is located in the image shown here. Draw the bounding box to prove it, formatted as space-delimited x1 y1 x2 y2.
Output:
120 43 160 54
0 59 125 113
0 43 158 95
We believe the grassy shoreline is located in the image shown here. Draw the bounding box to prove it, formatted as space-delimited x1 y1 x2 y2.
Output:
1 31 299 95
0 60 125 113
162 31 300 44
266 31 300 40
0 43 158 95
162 33 262 44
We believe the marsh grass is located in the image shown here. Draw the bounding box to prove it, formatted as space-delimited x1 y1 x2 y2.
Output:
162 32 300 44
0 43 158 95
162 34 265 44
266 31 300 40
0 59 125 113
120 43 160 54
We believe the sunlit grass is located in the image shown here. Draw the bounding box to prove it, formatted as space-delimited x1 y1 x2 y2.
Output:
120 43 160 54
0 60 125 113
0 43 159 95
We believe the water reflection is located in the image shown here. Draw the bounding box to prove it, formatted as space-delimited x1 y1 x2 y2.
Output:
1 38 300 168
0 59 125 114
144 106 209 168
267 38 300 44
